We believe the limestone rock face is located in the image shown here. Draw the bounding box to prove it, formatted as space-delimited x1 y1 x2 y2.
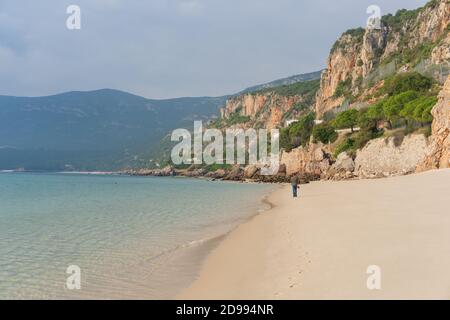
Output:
220 92 304 130
280 143 332 177
220 94 268 118
431 33 450 64
414 0 450 44
417 75 450 171
355 134 429 178
315 27 389 117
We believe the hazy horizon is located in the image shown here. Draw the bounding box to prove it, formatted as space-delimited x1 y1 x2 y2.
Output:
0 0 428 99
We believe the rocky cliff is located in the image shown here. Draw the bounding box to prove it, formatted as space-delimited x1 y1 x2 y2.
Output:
315 0 450 117
218 78 320 130
220 93 302 130
417 75 450 171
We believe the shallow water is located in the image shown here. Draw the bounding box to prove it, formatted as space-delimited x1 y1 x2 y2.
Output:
0 173 274 299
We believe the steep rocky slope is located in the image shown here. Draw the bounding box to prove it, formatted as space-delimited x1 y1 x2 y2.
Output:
315 0 449 117
217 78 320 130
279 75 449 180
417 75 450 170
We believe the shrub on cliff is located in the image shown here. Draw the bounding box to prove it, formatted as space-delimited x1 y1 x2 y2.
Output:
382 91 419 125
289 112 315 147
382 9 420 35
333 109 359 132
280 112 315 151
381 72 433 96
358 109 381 132
333 78 352 98
280 127 293 151
412 96 437 124
225 107 251 125
312 123 338 144
331 28 365 53
271 79 320 98
334 138 355 158
366 102 385 121
400 95 437 125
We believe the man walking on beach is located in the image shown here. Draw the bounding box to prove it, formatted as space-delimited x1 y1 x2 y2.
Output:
291 175 300 198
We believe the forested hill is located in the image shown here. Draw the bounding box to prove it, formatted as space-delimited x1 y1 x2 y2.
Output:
0 89 226 171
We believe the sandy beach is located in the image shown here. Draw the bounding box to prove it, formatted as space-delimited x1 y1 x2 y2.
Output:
180 169 450 299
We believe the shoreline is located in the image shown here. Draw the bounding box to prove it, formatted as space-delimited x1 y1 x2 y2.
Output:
167 185 278 298
179 169 450 299
177 183 285 300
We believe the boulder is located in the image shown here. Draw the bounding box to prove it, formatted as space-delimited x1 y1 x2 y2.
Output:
224 165 244 181
185 168 206 177
160 166 175 176
205 168 227 179
333 152 355 172
243 165 259 178
280 143 332 176
277 163 287 175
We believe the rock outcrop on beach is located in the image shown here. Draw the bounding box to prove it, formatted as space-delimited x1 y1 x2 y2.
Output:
280 143 332 177
205 169 227 179
325 152 356 180
354 134 430 178
417 75 450 171
127 165 176 176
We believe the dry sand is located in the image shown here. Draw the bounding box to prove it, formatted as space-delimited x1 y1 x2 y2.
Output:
179 169 450 299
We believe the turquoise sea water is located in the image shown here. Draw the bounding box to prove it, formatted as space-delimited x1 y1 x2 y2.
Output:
0 173 274 299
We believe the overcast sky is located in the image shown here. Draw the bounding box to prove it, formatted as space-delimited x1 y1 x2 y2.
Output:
0 0 428 98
